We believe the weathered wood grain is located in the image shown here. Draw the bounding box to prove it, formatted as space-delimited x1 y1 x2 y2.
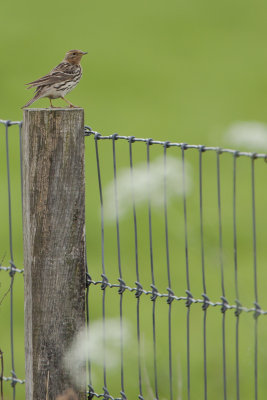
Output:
22 108 86 400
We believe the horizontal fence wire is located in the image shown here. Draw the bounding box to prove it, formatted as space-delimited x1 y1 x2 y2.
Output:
1 119 267 400
85 277 267 315
0 266 24 273
84 126 267 160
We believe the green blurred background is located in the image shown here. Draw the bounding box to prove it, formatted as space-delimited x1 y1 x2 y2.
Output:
1 0 267 399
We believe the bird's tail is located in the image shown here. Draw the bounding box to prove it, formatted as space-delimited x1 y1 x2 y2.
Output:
21 91 43 109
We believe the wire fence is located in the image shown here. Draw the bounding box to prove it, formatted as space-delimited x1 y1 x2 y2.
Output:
1 118 267 399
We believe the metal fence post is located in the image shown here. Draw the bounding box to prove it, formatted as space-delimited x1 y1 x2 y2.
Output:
22 108 86 400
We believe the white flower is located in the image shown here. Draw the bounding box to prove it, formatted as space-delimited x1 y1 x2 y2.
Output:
104 155 191 220
224 121 267 151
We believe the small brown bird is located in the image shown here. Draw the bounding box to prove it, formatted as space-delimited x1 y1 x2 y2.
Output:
22 49 87 109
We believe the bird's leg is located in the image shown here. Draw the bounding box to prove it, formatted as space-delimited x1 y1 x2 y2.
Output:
49 99 54 108
61 97 79 108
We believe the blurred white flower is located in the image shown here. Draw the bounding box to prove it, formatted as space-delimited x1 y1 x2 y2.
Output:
224 121 267 151
63 318 131 387
104 155 191 220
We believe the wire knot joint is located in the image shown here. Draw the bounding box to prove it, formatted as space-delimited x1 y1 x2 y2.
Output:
199 145 206 152
9 261 16 277
94 132 102 141
102 386 110 399
202 293 210 310
118 278 126 294
101 274 109 290
220 296 229 314
185 290 193 307
88 384 95 399
135 281 143 298
128 136 135 143
235 299 242 317
120 391 127 400
112 133 119 141
86 272 92 288
167 287 175 304
254 302 261 319
150 284 158 301
11 370 18 388
164 141 170 149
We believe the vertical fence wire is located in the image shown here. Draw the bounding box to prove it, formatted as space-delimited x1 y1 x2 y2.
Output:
181 144 191 400
94 135 108 397
5 122 16 400
251 155 259 400
112 135 126 399
0 350 3 399
85 244 92 393
0 120 25 398
163 142 173 400
129 137 144 400
199 147 208 400
233 152 240 400
146 139 159 400
216 150 227 400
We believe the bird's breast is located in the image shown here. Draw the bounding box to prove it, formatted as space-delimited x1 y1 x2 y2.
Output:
42 66 82 99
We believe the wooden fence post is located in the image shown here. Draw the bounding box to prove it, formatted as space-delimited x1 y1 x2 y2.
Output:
22 108 86 400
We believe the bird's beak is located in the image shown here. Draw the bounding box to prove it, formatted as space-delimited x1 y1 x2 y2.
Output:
81 51 88 55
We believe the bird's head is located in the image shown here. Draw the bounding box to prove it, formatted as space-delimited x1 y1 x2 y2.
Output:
64 50 87 65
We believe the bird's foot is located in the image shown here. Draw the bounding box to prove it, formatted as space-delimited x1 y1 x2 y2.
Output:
69 104 80 108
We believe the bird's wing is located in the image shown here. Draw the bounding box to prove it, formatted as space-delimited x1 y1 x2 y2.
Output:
25 62 76 89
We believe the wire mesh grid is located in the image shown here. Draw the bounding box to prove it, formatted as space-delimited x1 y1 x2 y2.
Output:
1 119 267 399
84 126 267 400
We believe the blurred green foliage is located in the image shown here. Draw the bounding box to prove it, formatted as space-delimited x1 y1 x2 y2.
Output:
1 0 267 399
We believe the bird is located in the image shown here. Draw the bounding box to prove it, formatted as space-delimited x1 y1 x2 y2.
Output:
22 49 87 109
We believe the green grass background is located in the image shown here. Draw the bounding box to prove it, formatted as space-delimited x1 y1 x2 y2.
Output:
1 1 267 399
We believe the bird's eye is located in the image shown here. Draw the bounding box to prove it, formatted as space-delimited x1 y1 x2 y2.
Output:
72 52 76 56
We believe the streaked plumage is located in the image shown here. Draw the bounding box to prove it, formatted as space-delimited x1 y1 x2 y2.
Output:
22 49 87 109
